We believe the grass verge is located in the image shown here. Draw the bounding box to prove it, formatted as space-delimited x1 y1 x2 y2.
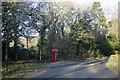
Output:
106 54 120 75
2 63 47 78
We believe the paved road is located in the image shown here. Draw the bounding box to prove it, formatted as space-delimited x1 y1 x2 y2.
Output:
23 59 119 78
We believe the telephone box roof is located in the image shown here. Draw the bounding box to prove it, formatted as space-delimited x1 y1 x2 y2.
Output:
52 49 58 52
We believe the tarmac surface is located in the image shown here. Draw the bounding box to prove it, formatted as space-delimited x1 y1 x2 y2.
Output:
23 59 119 78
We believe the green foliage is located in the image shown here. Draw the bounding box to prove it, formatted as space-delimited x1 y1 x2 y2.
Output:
96 49 101 58
107 37 119 54
91 2 107 27
98 15 106 26
2 2 118 64
3 2 119 78
108 21 112 27
115 51 119 54
91 50 95 58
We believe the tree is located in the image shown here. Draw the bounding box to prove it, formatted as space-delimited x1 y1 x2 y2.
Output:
90 2 113 56
91 2 107 40
2 2 35 61
69 10 92 58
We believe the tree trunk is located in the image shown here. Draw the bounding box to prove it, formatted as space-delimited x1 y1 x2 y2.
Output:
61 23 64 38
40 27 46 62
14 37 18 61
40 49 42 61
76 42 80 56
5 41 9 71
76 40 81 57
27 37 28 49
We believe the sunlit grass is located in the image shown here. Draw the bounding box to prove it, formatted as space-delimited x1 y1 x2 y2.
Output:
2 63 36 74
2 63 47 78
24 63 47 71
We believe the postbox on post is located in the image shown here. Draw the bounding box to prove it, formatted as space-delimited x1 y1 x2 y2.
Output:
51 49 58 62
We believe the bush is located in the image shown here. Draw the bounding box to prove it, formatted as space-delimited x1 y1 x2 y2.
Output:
115 51 119 54
106 54 120 75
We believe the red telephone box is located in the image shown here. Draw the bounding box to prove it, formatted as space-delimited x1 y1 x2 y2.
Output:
51 49 58 62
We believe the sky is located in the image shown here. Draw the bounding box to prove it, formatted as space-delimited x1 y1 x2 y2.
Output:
69 0 120 20
44 0 119 20
29 0 120 36
25 0 120 20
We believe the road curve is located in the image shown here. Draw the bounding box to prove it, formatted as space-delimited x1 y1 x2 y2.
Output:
23 59 118 78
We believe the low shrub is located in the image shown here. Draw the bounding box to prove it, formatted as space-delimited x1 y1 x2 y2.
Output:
106 54 120 75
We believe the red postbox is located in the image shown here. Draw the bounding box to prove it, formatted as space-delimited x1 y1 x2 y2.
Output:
51 49 58 62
